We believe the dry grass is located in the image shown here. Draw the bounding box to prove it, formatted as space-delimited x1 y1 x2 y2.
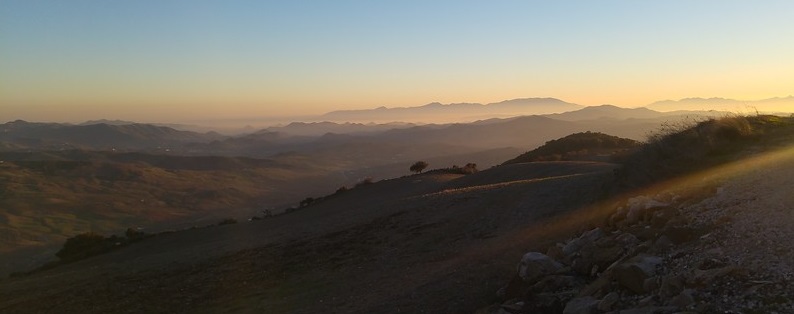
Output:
617 114 794 189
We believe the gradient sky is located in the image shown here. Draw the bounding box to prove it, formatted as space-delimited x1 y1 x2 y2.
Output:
2 1 793 123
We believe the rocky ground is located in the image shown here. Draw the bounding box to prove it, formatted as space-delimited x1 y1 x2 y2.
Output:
480 146 794 314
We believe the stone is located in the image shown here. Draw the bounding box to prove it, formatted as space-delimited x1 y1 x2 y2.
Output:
626 207 644 225
659 274 685 297
517 252 564 283
625 196 669 225
547 243 566 262
499 299 525 312
563 296 599 314
649 207 677 228
614 255 664 294
563 228 605 257
615 232 641 247
578 273 612 297
598 291 620 311
642 276 660 293
668 290 695 309
651 235 674 252
569 232 626 276
523 293 565 313
595 244 625 264
530 275 582 293
637 295 656 307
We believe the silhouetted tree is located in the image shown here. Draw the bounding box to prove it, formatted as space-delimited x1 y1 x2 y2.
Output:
462 163 478 174
299 197 315 207
410 161 429 174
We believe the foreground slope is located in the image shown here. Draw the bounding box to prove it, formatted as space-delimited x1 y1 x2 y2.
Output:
478 115 794 313
0 161 618 313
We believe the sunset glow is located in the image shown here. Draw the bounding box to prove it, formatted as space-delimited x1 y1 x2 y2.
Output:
2 1 793 123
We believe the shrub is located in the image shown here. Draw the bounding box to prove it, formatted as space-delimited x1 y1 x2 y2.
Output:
354 177 374 187
55 232 117 262
125 227 145 241
617 114 793 189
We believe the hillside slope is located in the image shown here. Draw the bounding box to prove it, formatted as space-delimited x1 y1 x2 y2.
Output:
0 161 619 313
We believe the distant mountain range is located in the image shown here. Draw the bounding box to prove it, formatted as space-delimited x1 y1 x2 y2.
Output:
0 120 225 151
319 97 583 123
647 96 794 113
0 105 732 155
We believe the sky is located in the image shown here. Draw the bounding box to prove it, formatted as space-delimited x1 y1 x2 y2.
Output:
1 1 793 123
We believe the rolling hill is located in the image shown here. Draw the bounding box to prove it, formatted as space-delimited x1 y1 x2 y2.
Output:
0 120 225 151
0 159 620 313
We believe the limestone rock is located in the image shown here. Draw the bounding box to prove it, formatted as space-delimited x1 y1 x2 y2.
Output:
518 252 564 283
659 274 685 298
563 228 605 257
625 196 670 225
668 289 695 309
530 275 583 293
597 291 620 311
615 232 641 247
563 296 598 314
614 255 664 294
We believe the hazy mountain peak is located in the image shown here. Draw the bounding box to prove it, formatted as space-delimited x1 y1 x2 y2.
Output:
320 97 583 123
487 97 572 106
422 102 445 107
647 96 794 112
81 119 136 126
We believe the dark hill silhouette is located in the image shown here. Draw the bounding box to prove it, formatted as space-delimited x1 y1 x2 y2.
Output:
261 121 417 137
545 105 663 120
0 121 225 150
503 131 639 164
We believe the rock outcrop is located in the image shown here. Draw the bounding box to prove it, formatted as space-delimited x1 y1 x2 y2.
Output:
482 176 794 314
